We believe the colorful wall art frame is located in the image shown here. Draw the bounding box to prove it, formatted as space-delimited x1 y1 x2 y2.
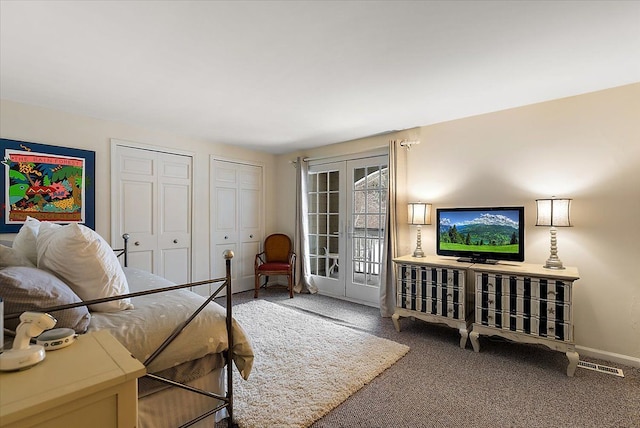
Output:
1 139 95 233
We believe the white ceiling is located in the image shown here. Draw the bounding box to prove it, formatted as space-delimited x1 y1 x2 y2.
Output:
1 1 639 154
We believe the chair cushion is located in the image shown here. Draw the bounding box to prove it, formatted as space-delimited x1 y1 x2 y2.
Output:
257 262 291 272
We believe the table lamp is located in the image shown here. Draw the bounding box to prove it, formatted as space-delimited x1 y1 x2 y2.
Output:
408 202 431 258
536 197 572 269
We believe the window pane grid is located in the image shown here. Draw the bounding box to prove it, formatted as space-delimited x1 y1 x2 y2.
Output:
308 170 340 278
351 165 387 286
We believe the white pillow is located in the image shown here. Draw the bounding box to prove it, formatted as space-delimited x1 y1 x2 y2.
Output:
0 244 36 268
36 222 133 312
12 216 43 265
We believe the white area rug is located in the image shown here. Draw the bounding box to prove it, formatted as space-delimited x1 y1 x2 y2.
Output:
231 300 410 428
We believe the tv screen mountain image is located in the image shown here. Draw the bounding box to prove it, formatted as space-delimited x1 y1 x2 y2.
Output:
436 207 525 263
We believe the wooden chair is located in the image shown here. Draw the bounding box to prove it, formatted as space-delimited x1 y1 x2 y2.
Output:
254 233 296 298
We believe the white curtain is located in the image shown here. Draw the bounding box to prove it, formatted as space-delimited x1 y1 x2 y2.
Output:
379 140 408 317
380 141 398 316
293 156 317 294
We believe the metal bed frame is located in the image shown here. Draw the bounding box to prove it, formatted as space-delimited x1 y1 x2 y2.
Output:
4 233 238 428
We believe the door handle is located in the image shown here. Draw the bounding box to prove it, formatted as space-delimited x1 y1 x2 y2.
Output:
173 239 178 244
224 236 229 240
134 241 140 246
250 234 254 239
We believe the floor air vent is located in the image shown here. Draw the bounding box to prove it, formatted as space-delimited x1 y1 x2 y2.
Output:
577 360 624 377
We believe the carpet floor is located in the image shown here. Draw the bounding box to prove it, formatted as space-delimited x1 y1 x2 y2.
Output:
217 289 640 428
230 300 409 428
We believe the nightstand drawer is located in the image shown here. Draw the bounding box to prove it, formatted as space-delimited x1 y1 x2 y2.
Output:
477 295 571 322
397 293 465 320
476 273 540 299
400 264 465 287
476 311 572 341
535 278 571 303
476 273 572 304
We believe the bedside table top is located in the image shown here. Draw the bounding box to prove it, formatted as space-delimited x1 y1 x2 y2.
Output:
0 330 145 425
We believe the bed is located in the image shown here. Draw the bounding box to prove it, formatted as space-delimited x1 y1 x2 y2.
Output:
1 218 254 427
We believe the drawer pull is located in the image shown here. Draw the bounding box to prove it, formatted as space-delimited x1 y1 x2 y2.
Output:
548 308 555 315
487 299 494 305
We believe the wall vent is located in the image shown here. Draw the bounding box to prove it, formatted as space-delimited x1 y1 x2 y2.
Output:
577 360 624 377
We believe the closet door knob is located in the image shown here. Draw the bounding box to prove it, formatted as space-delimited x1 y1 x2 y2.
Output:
173 239 178 244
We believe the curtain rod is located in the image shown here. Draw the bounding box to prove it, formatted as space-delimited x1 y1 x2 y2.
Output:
293 144 388 163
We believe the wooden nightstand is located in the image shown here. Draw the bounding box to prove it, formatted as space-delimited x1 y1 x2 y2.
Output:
0 330 146 427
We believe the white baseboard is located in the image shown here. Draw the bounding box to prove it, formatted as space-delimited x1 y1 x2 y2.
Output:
576 345 640 368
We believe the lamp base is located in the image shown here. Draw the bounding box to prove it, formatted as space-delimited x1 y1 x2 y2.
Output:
543 226 565 269
413 225 425 258
543 257 565 270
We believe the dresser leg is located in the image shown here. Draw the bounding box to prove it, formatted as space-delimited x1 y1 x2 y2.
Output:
459 328 469 349
566 350 579 377
469 331 480 352
392 313 401 332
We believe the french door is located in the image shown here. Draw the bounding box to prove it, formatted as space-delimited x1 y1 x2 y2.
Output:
307 154 388 306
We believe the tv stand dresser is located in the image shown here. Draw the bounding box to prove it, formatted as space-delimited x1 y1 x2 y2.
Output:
393 255 580 376
392 255 474 349
469 262 580 376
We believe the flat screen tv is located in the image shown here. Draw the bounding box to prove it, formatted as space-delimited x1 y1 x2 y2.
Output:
436 206 525 264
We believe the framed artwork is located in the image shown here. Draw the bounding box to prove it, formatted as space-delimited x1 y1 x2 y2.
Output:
1 138 95 233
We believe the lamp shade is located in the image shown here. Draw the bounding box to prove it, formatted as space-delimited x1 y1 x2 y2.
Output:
408 202 431 225
536 198 572 227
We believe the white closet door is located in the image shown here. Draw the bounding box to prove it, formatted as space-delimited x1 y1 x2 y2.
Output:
113 144 192 284
115 146 157 273
211 159 262 294
157 152 192 285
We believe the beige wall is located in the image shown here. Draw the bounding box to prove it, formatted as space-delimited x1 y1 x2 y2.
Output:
275 83 640 364
0 99 278 282
2 83 638 364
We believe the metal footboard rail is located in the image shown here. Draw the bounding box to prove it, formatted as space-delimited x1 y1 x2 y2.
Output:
3 237 237 427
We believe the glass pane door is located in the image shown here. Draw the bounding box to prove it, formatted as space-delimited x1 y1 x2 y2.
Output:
307 162 345 296
306 154 388 306
345 156 388 304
